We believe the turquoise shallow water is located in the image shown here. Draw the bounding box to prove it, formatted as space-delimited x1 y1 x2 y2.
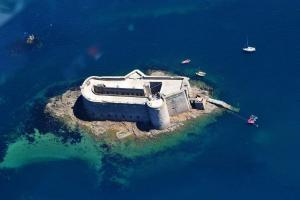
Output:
0 0 300 199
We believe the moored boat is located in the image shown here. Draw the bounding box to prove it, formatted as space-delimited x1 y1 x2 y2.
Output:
181 59 191 64
243 46 256 53
195 71 206 77
247 115 258 127
242 37 256 53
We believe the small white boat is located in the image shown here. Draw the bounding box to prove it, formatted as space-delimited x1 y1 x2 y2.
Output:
242 37 256 53
181 59 191 64
195 71 206 77
243 46 256 53
26 34 36 44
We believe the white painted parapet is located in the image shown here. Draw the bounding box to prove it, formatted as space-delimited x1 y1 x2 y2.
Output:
146 98 170 130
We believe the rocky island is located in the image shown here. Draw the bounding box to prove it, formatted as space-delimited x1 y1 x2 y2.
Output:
45 70 235 141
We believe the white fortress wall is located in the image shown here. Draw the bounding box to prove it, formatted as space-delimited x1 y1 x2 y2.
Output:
82 98 150 122
147 98 170 129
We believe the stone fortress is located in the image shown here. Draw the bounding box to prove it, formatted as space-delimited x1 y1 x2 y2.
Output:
45 69 237 140
80 69 206 130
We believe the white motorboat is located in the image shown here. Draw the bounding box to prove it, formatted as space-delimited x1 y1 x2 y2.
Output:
181 59 191 64
195 71 206 77
243 46 256 53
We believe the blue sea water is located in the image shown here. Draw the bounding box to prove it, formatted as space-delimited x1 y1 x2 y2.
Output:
0 0 300 199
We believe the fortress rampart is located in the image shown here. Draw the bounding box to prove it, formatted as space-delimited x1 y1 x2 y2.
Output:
80 70 200 130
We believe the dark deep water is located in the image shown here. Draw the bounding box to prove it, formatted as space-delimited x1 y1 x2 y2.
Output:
0 0 300 199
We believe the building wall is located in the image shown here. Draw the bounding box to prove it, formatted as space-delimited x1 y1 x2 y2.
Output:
81 91 190 129
165 90 191 116
147 98 170 129
190 98 205 110
82 97 150 122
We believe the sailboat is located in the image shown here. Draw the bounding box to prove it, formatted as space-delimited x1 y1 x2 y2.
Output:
242 37 256 53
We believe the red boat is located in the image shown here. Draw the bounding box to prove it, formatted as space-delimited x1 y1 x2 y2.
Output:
87 46 102 60
248 115 258 127
181 59 191 64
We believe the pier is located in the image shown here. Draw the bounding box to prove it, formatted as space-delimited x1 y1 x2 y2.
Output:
206 98 239 112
